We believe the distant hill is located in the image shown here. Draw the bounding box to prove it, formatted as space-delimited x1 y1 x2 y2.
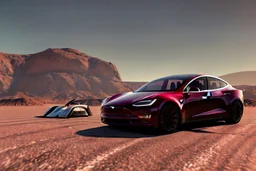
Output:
220 71 256 86
0 92 45 106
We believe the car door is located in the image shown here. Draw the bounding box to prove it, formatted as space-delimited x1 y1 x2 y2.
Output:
182 77 213 122
205 77 230 120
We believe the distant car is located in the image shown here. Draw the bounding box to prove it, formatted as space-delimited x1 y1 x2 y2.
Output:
101 74 244 132
43 99 92 118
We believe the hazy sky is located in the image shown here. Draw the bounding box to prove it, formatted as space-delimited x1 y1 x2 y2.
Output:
0 0 256 81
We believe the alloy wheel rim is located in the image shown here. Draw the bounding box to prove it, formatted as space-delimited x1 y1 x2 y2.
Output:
160 107 179 132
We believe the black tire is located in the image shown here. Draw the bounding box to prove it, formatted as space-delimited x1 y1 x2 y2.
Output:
226 100 243 124
159 103 180 133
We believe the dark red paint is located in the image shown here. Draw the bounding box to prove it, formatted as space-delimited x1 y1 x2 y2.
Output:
101 74 244 129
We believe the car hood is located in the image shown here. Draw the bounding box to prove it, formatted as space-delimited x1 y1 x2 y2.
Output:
105 91 166 106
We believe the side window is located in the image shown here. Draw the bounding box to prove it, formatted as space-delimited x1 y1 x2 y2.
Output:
208 77 221 90
219 80 227 88
184 77 207 92
167 80 176 90
166 79 183 90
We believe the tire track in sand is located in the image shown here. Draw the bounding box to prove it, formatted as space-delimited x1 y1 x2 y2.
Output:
181 123 253 171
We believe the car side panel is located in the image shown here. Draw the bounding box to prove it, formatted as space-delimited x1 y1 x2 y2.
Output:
198 88 230 120
182 92 215 122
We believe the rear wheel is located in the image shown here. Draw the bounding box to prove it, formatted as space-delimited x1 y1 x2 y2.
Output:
159 103 180 133
226 100 243 124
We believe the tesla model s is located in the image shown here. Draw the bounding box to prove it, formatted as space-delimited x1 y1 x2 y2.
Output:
101 74 244 132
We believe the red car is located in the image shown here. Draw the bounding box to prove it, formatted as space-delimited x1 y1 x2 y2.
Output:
101 74 244 132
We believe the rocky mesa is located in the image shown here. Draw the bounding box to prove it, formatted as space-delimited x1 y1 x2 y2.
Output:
0 48 145 103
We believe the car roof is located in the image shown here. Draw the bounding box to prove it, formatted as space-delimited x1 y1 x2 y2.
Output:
157 74 201 81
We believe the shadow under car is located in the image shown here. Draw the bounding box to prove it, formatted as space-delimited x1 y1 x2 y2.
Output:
75 120 229 138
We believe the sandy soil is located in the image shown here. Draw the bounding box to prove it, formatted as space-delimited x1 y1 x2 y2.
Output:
0 105 255 171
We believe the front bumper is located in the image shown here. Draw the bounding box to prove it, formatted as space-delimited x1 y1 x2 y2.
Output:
101 115 153 127
101 106 159 128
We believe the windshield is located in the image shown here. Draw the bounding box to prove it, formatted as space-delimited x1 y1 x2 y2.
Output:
136 78 185 92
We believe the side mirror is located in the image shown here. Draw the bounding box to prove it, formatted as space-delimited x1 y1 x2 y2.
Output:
183 91 189 98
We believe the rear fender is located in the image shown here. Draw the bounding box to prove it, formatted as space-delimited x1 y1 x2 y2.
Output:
226 89 244 106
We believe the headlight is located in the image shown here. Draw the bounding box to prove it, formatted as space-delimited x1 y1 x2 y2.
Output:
101 97 110 106
132 99 157 107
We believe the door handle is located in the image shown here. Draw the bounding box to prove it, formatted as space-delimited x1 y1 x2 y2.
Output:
202 96 208 99
202 92 211 99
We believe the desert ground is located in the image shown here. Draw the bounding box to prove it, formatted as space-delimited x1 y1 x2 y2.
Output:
0 105 255 171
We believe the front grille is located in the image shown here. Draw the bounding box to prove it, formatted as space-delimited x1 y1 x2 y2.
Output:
101 117 151 126
102 106 132 116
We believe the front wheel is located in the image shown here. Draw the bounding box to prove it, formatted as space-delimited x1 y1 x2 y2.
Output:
226 100 243 124
159 103 180 133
